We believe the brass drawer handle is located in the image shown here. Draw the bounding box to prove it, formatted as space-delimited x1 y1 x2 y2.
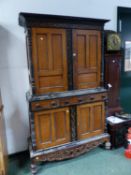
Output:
64 101 69 105
90 97 95 100
78 99 83 103
102 95 107 100
35 103 42 109
51 101 58 107
102 95 106 98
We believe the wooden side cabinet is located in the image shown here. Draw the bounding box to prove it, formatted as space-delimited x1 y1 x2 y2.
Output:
107 119 131 148
0 93 7 175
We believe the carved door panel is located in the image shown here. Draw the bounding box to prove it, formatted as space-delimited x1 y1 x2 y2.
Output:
73 30 101 89
77 102 105 140
34 107 70 150
32 28 68 94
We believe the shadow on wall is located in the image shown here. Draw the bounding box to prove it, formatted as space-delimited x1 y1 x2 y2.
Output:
0 26 10 67
0 26 29 154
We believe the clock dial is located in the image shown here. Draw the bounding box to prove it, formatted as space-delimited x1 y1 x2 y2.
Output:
107 33 121 51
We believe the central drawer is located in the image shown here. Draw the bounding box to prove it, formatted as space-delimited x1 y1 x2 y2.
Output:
31 99 59 111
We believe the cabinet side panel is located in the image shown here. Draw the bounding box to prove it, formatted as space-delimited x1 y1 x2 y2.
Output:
77 104 92 140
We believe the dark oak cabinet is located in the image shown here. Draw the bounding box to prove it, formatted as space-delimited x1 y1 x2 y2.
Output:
19 13 110 175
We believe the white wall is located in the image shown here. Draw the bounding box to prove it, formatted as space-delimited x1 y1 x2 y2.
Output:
0 0 131 154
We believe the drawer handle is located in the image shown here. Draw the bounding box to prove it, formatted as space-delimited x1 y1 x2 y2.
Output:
102 95 106 98
90 97 95 100
64 101 69 105
51 101 58 107
78 99 83 103
35 104 42 109
102 95 107 100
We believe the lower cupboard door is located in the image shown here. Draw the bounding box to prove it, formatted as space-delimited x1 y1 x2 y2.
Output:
34 107 71 150
77 102 105 140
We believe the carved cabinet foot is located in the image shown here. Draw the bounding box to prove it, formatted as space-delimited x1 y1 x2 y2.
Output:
105 141 111 150
31 159 37 175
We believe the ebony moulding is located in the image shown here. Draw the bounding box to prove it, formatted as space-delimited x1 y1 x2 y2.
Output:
19 12 109 30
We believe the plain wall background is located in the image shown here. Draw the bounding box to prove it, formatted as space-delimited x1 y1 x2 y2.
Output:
0 0 131 154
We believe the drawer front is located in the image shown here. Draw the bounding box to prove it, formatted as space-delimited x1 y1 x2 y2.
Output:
31 99 59 111
79 93 107 103
60 93 107 106
31 93 107 111
60 97 78 106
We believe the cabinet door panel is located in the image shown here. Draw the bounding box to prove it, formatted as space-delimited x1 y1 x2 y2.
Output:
92 103 105 134
34 107 70 150
32 28 68 94
54 111 70 142
40 114 52 144
77 104 91 140
89 34 98 68
77 102 105 140
73 30 101 89
35 112 53 149
77 33 87 69
78 73 97 89
39 76 63 89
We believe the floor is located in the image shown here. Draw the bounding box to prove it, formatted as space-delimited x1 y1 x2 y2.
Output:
8 147 131 175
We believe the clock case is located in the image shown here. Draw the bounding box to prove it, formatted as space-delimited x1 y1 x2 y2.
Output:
104 30 123 116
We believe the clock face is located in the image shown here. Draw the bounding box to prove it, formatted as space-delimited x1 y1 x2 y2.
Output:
107 33 121 51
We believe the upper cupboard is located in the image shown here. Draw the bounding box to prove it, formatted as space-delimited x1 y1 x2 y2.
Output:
19 13 109 95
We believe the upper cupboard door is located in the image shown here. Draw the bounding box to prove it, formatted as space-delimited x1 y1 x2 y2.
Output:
73 30 101 89
32 28 68 94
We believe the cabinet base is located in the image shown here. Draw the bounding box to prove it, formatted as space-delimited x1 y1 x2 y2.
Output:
29 133 110 174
